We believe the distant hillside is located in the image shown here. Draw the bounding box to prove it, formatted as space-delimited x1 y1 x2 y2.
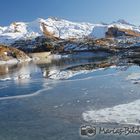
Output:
1 18 140 54
0 17 140 44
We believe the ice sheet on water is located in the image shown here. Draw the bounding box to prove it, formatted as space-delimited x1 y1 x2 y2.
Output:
0 85 8 90
0 81 53 100
83 99 140 125
126 72 140 84
126 73 140 80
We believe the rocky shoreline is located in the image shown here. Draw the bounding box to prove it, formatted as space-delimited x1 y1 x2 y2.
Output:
1 31 140 65
0 45 31 65
1 36 140 65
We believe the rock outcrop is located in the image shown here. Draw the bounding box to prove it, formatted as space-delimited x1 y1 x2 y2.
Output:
106 27 140 38
0 45 31 64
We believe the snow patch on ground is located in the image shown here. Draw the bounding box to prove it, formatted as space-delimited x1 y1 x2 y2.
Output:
90 25 108 38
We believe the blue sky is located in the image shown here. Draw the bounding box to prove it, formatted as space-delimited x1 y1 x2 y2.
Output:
0 0 140 26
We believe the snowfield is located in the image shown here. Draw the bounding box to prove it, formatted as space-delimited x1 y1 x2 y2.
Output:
0 18 140 44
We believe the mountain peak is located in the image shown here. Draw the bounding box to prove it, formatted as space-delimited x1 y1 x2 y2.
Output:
48 17 62 21
0 17 140 45
112 19 134 26
117 19 129 24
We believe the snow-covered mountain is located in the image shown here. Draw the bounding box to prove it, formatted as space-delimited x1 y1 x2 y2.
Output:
0 17 140 45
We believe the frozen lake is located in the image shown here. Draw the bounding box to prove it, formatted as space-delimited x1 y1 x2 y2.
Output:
0 52 140 140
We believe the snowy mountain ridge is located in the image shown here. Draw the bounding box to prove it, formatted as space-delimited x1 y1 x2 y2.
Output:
0 17 140 45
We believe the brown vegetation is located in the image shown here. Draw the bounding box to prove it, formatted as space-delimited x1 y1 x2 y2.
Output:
106 27 140 38
120 29 140 37
0 45 30 61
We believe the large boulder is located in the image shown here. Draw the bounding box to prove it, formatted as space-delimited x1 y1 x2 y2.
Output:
106 27 126 37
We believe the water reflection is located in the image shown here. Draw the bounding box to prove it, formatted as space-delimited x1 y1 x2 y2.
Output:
0 53 134 81
39 55 131 80
0 63 22 75
1 51 139 84
0 63 37 85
